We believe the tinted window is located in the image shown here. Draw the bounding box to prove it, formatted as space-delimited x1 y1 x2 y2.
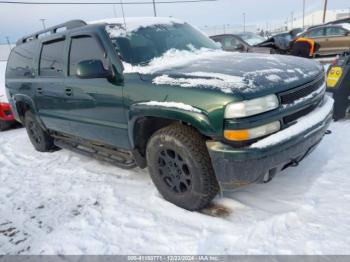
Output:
69 36 108 76
40 40 65 77
6 41 36 78
305 28 324 38
325 27 347 36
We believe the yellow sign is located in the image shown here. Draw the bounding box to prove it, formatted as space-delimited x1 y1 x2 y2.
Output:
327 66 343 88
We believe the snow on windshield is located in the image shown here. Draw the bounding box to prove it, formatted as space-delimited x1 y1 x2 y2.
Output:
123 48 229 74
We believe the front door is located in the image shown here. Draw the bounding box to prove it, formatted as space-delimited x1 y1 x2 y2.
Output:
63 35 129 149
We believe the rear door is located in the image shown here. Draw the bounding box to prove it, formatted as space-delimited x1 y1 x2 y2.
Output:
63 34 128 149
35 37 71 133
324 26 350 55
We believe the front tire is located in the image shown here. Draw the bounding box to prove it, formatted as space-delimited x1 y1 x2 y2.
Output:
24 111 55 152
146 124 219 211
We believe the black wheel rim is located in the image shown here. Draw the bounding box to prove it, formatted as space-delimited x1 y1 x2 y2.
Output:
157 149 192 194
28 121 42 144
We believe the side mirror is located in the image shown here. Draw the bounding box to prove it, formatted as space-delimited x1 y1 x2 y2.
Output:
76 59 112 79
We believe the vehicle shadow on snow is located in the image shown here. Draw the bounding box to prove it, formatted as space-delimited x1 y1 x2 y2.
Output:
219 137 333 215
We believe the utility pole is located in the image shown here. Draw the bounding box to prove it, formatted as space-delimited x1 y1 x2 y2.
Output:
323 0 328 24
243 12 246 32
5 37 11 52
291 12 294 29
40 19 46 30
302 0 306 29
152 0 157 17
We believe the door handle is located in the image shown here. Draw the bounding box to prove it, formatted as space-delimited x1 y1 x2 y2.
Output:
65 88 72 96
37 87 43 94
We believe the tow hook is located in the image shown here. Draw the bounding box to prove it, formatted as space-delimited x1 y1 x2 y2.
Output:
325 130 332 135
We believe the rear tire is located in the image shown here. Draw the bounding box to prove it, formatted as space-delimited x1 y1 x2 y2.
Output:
24 111 55 152
146 124 219 211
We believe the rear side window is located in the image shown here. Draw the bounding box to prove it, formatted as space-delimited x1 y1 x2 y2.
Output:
39 40 65 77
69 36 108 76
305 28 324 38
6 42 36 78
325 27 347 37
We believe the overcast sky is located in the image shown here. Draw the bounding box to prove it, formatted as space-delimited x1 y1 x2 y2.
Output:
0 0 349 43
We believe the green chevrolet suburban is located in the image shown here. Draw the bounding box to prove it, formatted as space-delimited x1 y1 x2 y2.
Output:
5 17 333 210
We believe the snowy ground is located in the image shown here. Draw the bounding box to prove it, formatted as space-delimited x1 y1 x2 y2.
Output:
0 121 350 255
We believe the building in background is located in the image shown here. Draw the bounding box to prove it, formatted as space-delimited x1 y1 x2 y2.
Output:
287 9 350 30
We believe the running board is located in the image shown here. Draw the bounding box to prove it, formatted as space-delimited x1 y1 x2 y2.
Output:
53 137 137 169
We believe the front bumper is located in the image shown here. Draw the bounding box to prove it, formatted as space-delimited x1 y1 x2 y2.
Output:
207 96 333 190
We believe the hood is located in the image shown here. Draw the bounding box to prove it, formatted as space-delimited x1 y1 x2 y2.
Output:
124 49 323 99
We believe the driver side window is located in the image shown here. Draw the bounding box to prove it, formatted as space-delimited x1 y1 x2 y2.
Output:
222 36 240 49
69 36 108 76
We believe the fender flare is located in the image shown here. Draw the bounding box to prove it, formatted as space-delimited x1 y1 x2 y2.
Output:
128 104 216 148
12 94 47 129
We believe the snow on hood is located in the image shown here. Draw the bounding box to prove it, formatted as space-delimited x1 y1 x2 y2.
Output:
136 101 201 113
124 48 323 95
90 17 184 37
0 61 8 103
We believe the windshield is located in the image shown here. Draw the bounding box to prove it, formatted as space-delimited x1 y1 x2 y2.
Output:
108 23 218 65
238 33 266 46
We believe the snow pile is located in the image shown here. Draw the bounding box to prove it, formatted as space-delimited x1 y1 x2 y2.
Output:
1 120 350 254
152 72 246 94
0 61 8 103
123 48 228 74
136 101 201 113
90 17 184 37
251 96 333 149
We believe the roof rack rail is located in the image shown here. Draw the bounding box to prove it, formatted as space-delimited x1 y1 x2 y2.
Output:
16 19 87 45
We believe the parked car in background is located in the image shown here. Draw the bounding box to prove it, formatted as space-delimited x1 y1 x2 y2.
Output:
6 17 333 210
257 28 303 54
296 23 350 56
0 61 16 131
210 33 273 54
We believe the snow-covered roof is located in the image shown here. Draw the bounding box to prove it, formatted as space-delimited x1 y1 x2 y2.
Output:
89 17 184 33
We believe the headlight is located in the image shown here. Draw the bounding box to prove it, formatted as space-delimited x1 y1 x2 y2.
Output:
224 94 279 118
224 121 281 141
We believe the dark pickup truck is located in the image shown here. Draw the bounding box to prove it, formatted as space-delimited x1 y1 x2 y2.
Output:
5 17 333 210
